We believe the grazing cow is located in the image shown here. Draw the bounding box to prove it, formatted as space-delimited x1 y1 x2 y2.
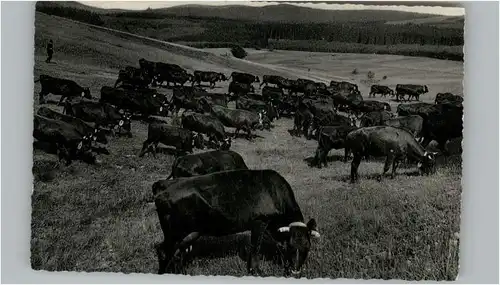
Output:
260 75 286 88
435 93 463 106
308 112 355 140
349 100 391 117
63 101 133 137
170 86 207 114
359 111 394 128
35 74 91 105
397 102 435 117
229 71 260 84
192 71 227 88
197 94 228 108
36 107 108 145
138 122 205 157
209 105 268 140
228 81 255 96
345 126 437 183
395 84 429 101
114 66 152 90
100 86 168 118
383 115 424 138
152 169 320 276
369 85 394 98
181 112 232 150
236 97 278 122
330 81 359 94
33 115 98 165
166 150 248 179
311 125 358 168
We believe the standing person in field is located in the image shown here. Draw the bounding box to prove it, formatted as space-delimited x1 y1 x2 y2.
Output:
45 39 54 63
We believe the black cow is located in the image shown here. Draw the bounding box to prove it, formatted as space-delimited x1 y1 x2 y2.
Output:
197 94 228 108
383 115 424 138
395 84 429 101
170 86 207 114
228 81 255 96
33 115 98 165
260 75 286 88
209 105 268 140
435 93 463 106
181 112 232 150
63 101 133 137
155 70 193 88
114 66 152 90
291 104 314 137
397 102 436 117
100 86 168 118
420 103 463 153
166 150 248 179
369 85 394 98
349 100 391 116
311 125 358 168
230 71 260 84
35 74 91 105
307 112 355 140
152 62 188 86
345 126 437 183
36 107 108 145
236 97 277 122
152 169 320 276
359 111 394 128
330 81 359 94
193 71 227 88
138 122 205 157
262 86 284 101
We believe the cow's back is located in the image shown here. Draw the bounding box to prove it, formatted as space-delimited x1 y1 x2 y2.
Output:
154 169 300 232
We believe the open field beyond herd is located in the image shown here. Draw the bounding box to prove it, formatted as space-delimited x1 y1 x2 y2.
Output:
31 12 463 280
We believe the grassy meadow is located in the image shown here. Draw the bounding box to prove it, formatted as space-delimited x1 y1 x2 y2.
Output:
31 12 463 280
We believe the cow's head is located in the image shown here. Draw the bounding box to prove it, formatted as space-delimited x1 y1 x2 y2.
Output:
277 219 320 277
219 137 232 150
82 88 92 99
424 85 429 93
254 76 260 83
116 114 132 134
191 132 205 150
219 73 227 81
91 126 108 145
418 151 438 175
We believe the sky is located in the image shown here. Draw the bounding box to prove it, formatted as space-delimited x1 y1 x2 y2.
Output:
79 1 465 16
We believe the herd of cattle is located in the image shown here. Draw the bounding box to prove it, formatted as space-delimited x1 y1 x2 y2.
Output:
33 57 463 277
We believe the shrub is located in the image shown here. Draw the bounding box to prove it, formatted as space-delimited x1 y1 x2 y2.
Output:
383 75 388 80
231 45 248 59
352 68 359 75
367 71 375 80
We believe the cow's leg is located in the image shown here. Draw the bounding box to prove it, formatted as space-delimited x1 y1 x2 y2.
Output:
38 90 48 104
344 147 351 163
312 147 321 168
391 157 401 179
350 154 362 183
247 220 269 275
379 153 395 181
234 128 240 138
57 95 67 106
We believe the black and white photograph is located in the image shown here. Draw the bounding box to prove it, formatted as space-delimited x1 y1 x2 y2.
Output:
31 1 464 281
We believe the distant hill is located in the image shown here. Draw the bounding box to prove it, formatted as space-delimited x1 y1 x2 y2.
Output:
385 15 464 29
154 4 439 23
36 1 126 14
